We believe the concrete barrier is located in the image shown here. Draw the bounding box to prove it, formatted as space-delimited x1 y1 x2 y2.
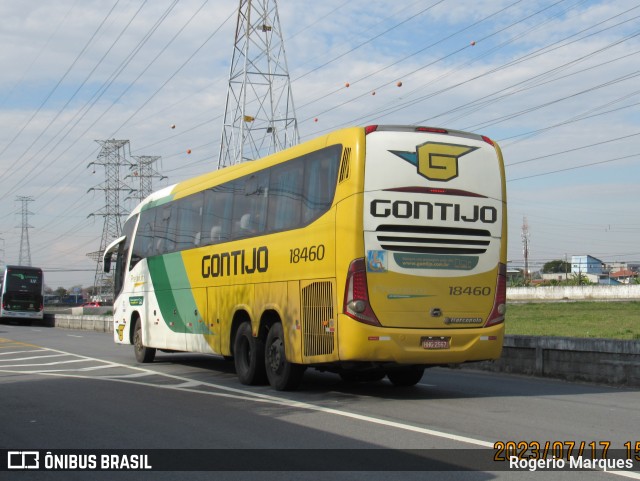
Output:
46 313 113 333
508 285 640 301
46 313 640 387
70 306 113 316
465 335 640 386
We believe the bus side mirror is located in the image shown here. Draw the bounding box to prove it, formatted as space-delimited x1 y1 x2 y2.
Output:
104 256 111 273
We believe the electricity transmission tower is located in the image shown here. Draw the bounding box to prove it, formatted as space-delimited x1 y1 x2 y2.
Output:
87 140 132 300
218 0 299 168
16 196 34 266
128 155 166 202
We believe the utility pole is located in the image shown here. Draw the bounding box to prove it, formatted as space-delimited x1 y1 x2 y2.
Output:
87 139 132 301
16 196 34 266
0 234 5 271
218 0 299 168
522 216 530 284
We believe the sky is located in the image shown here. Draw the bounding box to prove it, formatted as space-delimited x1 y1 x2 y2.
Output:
0 0 638 290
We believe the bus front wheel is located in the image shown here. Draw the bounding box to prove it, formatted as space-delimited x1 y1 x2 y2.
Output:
265 322 305 391
133 318 156 363
233 322 267 385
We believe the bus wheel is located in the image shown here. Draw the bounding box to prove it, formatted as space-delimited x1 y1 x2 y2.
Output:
265 322 305 391
233 322 267 385
387 366 424 387
133 318 156 363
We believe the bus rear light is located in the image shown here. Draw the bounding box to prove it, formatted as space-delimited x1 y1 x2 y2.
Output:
343 258 381 326
481 135 495 146
416 126 448 134
485 263 506 327
365 125 379 135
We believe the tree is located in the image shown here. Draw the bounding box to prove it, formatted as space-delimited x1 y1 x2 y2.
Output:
567 273 591 286
542 259 570 274
54 287 68 298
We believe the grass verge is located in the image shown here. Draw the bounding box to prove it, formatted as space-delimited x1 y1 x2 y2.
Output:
505 301 640 340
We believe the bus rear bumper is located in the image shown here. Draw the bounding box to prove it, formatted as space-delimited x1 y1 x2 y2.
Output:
1 311 44 320
337 316 504 365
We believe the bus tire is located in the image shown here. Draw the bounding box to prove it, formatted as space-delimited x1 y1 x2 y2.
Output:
233 322 267 385
387 366 424 386
133 318 156 363
265 322 305 391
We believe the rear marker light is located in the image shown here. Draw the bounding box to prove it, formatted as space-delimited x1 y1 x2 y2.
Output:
416 126 448 134
482 135 495 146
343 258 381 326
485 263 507 327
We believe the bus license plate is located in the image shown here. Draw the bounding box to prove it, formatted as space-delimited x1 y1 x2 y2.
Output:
421 337 450 350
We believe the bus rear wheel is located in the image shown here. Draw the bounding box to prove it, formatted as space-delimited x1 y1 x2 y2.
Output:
265 322 305 391
233 322 267 385
133 318 156 363
387 366 424 386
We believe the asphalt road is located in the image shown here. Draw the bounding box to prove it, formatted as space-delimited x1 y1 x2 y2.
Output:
0 322 639 480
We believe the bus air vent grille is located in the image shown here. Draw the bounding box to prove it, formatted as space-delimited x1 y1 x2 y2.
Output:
338 148 351 183
301 281 335 357
375 225 491 255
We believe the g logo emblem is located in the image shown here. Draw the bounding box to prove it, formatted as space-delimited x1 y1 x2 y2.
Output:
390 142 478 182
417 142 477 181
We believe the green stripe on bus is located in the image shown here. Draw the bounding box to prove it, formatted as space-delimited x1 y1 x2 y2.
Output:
148 254 195 333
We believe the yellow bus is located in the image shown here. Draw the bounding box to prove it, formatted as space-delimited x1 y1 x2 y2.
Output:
104 125 507 390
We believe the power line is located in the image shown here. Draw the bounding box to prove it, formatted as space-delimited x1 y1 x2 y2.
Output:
508 153 639 182
0 0 121 162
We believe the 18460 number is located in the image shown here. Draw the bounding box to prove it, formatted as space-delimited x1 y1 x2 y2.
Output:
290 244 325 263
449 286 491 296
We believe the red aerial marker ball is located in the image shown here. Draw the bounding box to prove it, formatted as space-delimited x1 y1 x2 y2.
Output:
314 118 318 122
171 124 176 129
396 81 403 87
187 149 192 154
470 41 476 46
345 82 350 88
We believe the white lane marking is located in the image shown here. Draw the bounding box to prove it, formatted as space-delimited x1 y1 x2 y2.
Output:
612 473 640 480
0 349 48 356
0 359 88 368
0 353 68 362
101 372 154 379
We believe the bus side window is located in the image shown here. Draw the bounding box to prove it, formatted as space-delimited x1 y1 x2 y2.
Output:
267 160 303 232
121 214 138 271
302 145 341 223
132 208 157 261
203 185 232 245
175 193 203 250
236 171 268 237
155 207 166 254
231 178 250 238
